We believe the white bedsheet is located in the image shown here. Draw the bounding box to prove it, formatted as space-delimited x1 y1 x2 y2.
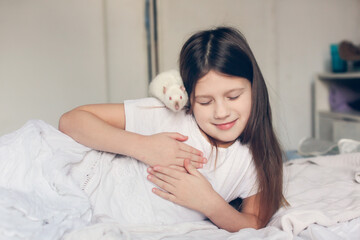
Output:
0 120 360 240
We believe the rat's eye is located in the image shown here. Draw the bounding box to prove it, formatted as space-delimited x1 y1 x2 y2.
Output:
169 97 172 100
180 96 182 99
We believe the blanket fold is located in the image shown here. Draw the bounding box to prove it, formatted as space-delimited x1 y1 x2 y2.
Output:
269 153 360 235
0 120 92 240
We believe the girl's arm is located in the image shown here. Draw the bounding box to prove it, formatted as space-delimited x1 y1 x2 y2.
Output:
59 104 205 167
147 160 262 232
203 192 262 231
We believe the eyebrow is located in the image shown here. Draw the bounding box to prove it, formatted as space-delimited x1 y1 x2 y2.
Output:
195 88 245 99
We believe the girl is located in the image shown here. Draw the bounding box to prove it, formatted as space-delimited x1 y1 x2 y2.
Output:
59 26 286 232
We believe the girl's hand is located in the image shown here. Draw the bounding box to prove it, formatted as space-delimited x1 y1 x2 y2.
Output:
137 133 207 168
147 159 217 214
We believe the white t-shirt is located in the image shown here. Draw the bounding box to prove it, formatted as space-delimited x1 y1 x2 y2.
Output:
75 98 258 226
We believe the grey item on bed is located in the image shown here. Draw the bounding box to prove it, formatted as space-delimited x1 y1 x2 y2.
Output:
297 137 339 156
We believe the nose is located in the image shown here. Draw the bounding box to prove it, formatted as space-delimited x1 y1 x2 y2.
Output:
214 100 230 119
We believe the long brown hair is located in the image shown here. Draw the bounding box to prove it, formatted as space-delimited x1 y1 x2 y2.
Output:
179 26 287 226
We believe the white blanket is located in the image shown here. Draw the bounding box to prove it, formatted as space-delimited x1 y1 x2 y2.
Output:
1 120 360 240
0 120 92 239
269 153 360 235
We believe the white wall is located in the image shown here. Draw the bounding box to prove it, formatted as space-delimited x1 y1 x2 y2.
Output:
105 0 148 103
0 0 148 135
0 0 107 135
156 0 360 150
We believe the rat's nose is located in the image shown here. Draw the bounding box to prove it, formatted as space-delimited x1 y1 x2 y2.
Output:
175 102 179 110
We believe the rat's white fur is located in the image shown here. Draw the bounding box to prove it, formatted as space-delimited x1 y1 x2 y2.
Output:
149 70 188 112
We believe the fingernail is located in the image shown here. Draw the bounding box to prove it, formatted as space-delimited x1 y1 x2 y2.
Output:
147 175 152 180
203 158 207 163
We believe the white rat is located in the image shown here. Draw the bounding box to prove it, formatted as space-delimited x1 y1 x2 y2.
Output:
149 70 188 112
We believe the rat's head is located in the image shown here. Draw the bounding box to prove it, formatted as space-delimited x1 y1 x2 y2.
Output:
163 84 188 112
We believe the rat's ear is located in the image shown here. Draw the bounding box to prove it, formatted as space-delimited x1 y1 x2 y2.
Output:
180 86 185 92
163 86 167 94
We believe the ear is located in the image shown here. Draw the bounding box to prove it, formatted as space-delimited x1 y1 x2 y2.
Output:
163 86 167 94
180 85 185 92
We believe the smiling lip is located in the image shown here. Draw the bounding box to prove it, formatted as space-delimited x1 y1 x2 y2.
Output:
214 119 237 130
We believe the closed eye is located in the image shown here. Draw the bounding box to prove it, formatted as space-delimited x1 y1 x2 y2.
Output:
196 99 213 106
228 95 240 100
195 97 213 106
198 101 211 106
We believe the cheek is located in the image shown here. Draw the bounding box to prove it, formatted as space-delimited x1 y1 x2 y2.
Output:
192 106 209 125
239 95 252 116
242 102 252 117
240 102 252 126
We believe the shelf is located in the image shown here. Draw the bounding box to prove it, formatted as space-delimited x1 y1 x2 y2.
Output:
319 110 360 122
314 72 360 141
318 72 360 80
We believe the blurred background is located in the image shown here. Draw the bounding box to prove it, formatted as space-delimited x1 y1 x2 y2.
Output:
1 0 359 151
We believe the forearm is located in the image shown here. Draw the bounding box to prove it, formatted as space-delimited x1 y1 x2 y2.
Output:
59 109 143 159
59 104 204 167
203 193 261 232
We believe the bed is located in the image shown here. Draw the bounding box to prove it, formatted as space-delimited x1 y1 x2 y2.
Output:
1 120 359 240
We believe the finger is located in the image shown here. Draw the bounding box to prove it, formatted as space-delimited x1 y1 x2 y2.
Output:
177 150 207 164
169 165 187 173
171 160 202 169
187 160 203 169
184 159 200 176
169 158 189 167
147 174 176 193
152 165 184 179
169 132 188 142
178 143 204 157
152 188 177 203
192 161 204 169
150 170 178 185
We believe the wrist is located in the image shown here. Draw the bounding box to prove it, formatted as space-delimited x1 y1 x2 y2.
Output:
128 134 155 166
116 131 147 161
131 134 150 163
200 191 225 217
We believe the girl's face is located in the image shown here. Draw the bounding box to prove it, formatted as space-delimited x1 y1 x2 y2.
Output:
192 71 252 148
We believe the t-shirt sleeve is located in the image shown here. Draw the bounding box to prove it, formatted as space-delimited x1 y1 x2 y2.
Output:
124 97 188 135
124 98 165 134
